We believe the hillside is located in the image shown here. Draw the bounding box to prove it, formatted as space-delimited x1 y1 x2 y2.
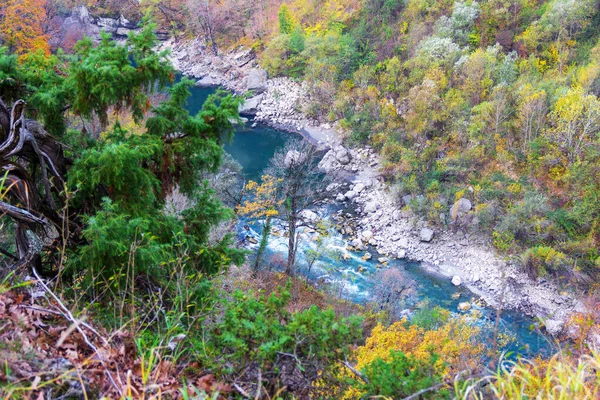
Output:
1 0 600 399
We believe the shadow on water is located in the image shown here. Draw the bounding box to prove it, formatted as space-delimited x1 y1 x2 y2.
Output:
187 85 555 359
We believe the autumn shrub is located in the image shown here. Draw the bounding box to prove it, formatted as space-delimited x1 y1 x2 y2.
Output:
521 245 570 279
343 310 485 398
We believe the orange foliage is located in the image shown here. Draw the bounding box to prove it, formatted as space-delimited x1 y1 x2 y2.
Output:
0 0 50 56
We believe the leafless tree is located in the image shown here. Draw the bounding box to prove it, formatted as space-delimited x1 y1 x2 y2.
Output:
265 139 335 276
371 267 416 321
187 0 218 55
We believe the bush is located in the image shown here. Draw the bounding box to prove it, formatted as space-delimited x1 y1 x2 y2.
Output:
202 284 363 397
521 245 569 279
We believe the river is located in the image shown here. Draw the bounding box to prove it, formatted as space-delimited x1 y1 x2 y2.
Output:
186 84 554 357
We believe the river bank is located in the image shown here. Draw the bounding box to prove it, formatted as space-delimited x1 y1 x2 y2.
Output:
158 37 585 339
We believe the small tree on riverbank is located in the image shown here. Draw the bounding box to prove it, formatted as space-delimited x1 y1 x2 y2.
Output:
265 139 334 276
238 175 282 272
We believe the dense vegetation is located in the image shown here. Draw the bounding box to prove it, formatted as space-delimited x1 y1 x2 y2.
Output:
2 0 600 398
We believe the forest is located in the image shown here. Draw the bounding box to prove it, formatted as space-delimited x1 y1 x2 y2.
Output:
2 0 600 398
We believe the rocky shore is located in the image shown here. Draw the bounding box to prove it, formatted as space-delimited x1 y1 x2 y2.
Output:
317 146 581 336
160 38 582 338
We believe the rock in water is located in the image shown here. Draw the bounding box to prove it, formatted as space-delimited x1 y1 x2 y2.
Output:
362 252 372 260
196 76 219 87
451 275 462 286
299 209 319 224
247 68 268 93
238 94 263 115
420 228 434 242
458 302 471 311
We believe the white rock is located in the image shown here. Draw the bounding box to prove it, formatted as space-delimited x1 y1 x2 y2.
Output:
451 275 462 286
354 183 365 193
545 319 564 335
299 209 319 224
458 302 471 311
397 249 407 259
361 230 374 242
420 228 435 242
362 252 372 260
336 193 346 202
344 190 357 200
364 202 378 213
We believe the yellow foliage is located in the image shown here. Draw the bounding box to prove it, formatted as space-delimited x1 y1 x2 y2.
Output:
343 316 484 398
237 175 283 219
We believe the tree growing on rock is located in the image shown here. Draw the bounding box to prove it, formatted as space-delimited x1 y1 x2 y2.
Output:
265 139 335 276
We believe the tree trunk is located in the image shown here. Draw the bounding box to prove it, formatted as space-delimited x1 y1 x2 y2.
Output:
286 214 296 276
254 215 272 273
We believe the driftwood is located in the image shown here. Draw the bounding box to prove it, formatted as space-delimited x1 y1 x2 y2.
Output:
0 98 68 271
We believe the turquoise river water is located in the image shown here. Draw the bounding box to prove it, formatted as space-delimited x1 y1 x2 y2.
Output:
185 84 555 357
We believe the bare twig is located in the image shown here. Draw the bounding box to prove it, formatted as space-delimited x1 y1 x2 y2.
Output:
343 360 369 384
233 382 252 398
401 382 447 400
32 268 122 397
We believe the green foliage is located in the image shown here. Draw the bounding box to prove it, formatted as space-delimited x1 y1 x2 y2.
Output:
521 246 569 279
278 4 296 35
203 284 363 389
70 24 172 126
356 351 449 399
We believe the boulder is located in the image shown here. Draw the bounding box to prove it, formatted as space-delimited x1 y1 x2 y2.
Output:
344 190 357 200
458 302 471 311
336 193 346 202
451 198 472 222
299 209 319 224
196 76 219 87
238 94 263 115
451 275 462 286
545 319 564 335
420 228 434 242
247 68 268 93
318 150 338 172
362 252 372 260
364 202 378 213
397 249 407 259
378 257 389 263
284 150 306 167
232 48 255 67
354 183 365 193
397 238 409 249
361 230 374 242
334 146 352 165
392 209 402 220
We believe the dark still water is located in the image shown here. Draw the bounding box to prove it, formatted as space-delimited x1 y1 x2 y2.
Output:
185 85 554 358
